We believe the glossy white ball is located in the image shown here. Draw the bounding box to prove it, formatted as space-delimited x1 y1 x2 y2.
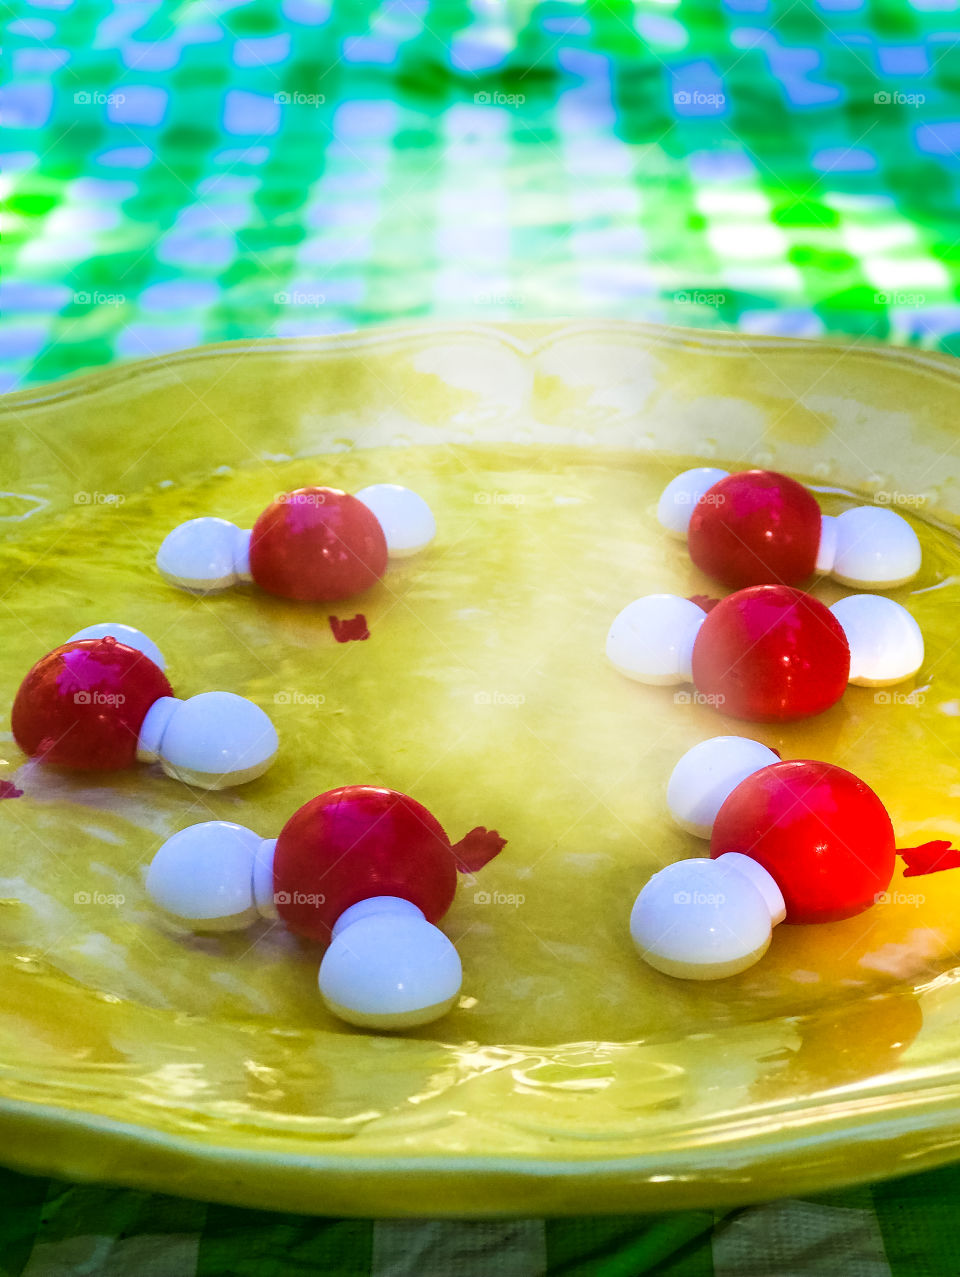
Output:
630 855 781 980
667 736 781 838
354 484 436 557
67 623 166 671
606 594 706 685
830 594 924 687
139 691 278 789
146 821 262 930
656 468 730 538
830 506 921 589
319 897 462 1029
156 517 251 592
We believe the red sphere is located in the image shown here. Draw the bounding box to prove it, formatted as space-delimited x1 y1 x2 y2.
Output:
11 639 174 770
688 469 822 589
710 760 896 923
249 487 388 602
691 584 850 722
272 786 459 940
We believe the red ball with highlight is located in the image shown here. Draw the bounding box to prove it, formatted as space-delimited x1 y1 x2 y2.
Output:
687 469 822 588
711 760 896 923
272 786 458 941
691 585 850 722
12 639 174 770
249 487 388 602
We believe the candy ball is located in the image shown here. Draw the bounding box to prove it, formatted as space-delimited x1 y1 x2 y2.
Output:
829 594 924 686
139 690 278 790
12 639 174 770
146 820 273 931
666 735 781 838
656 468 729 538
354 484 436 558
687 469 822 589
830 507 922 590
156 517 252 593
67 623 166 670
318 897 462 1029
273 786 459 941
249 487 388 601
630 853 784 979
710 759 896 923
691 585 850 722
606 594 706 684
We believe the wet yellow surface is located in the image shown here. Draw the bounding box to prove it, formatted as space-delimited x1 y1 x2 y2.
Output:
1 322 960 1215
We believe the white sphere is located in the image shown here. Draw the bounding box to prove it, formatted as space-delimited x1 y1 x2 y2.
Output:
830 594 924 687
146 821 262 930
319 897 462 1029
354 484 436 558
830 507 921 589
606 594 706 685
630 855 781 980
67 623 166 671
656 468 729 538
140 691 278 789
667 736 781 838
156 517 251 592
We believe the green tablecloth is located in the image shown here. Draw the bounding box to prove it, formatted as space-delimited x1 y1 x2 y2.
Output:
3 0 960 1271
2 1162 959 1275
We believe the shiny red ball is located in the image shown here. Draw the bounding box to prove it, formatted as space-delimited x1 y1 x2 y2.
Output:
691 584 850 722
711 760 896 923
11 639 174 770
272 786 459 940
249 487 388 602
688 469 822 589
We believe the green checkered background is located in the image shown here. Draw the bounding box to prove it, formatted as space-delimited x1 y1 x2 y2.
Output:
4 0 960 1271
3 0 960 393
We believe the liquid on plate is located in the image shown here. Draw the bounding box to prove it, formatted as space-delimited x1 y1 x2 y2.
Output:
1 445 959 1048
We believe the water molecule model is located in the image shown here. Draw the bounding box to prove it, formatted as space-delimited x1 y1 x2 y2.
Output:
11 623 277 789
630 736 957 979
606 585 924 721
146 785 507 1029
156 484 436 599
658 468 922 589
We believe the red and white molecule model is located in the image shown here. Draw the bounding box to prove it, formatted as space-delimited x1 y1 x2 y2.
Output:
12 623 278 789
606 585 924 721
630 736 957 979
156 484 436 600
146 786 506 1029
658 467 922 589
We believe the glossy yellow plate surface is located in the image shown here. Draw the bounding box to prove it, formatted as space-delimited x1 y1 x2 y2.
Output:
2 321 960 1215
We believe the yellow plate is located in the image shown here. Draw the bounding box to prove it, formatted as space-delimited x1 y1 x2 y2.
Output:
2 320 960 1216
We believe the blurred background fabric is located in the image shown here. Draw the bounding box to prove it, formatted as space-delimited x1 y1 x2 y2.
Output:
2 0 960 392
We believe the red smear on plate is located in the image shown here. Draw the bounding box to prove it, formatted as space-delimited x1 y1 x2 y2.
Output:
329 614 370 643
899 840 960 877
452 827 507 873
